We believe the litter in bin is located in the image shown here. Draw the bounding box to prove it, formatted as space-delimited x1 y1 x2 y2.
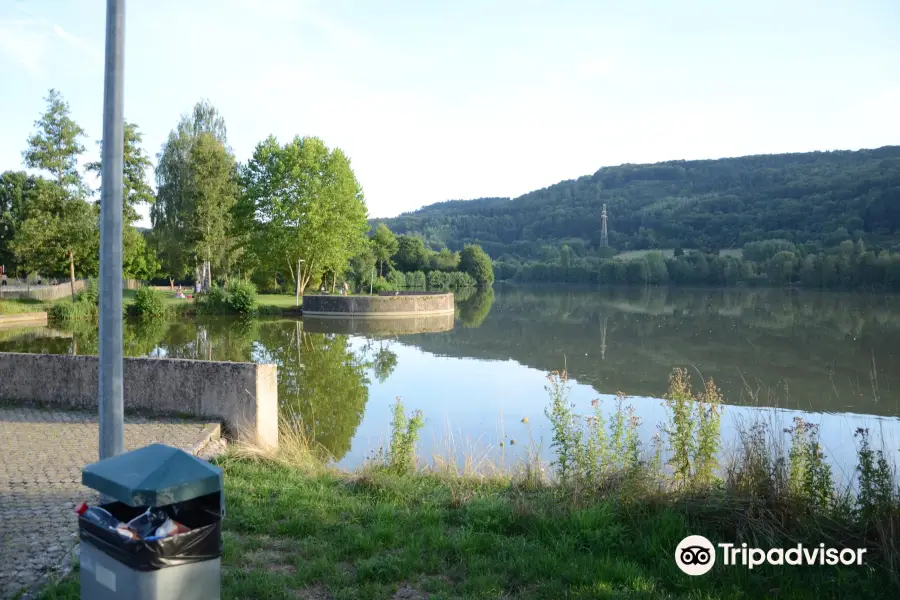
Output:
77 503 193 541
76 503 138 539
125 507 170 539
151 518 191 539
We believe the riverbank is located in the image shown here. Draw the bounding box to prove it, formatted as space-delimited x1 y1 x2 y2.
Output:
0 291 305 319
36 459 897 599
35 371 900 599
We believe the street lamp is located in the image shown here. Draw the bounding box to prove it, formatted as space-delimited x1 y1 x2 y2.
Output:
296 258 305 307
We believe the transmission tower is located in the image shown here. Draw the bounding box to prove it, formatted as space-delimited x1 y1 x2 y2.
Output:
600 204 609 247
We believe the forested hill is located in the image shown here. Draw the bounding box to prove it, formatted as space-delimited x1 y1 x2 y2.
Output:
373 146 900 262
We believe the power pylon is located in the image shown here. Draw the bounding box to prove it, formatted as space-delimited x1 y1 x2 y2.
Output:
600 204 609 247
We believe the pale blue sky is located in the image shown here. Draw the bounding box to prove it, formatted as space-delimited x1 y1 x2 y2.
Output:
1 0 898 228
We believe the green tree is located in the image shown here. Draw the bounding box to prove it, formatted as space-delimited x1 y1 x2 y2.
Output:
152 100 230 286
394 235 429 272
371 223 398 276
11 181 97 299
429 247 460 271
241 135 369 298
188 132 238 286
459 244 495 287
86 121 155 224
23 89 86 197
0 171 32 271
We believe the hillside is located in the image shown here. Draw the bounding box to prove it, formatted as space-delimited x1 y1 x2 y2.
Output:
373 147 900 264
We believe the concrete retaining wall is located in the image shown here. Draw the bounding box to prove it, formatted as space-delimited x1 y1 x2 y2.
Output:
0 353 278 448
302 293 454 317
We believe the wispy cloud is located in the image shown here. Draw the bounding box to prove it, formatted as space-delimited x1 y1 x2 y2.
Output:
0 22 47 80
52 23 102 62
231 0 363 49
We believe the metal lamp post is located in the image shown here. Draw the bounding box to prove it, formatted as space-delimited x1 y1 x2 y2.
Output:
98 0 126 460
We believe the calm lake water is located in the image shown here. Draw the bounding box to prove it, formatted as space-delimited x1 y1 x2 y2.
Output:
3 285 899 475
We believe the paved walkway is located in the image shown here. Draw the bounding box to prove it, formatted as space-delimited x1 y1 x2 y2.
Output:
0 406 221 599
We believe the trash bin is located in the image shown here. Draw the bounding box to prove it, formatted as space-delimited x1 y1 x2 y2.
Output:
78 443 224 600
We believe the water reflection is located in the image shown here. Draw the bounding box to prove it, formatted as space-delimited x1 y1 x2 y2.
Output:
3 286 899 469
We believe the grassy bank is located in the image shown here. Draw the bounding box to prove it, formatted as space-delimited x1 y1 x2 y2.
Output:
37 371 900 599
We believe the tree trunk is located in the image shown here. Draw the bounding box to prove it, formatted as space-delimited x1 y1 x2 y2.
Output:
332 272 336 294
68 250 76 302
169 277 174 290
379 261 383 277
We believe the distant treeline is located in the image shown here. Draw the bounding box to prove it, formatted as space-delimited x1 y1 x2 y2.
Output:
373 146 900 279
495 239 900 290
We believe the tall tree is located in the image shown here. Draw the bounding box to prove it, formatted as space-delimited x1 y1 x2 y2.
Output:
188 132 239 285
241 135 369 298
23 89 87 198
17 90 96 296
394 235 429 272
86 121 155 224
371 223 398 276
152 100 233 287
11 181 98 299
459 244 495 287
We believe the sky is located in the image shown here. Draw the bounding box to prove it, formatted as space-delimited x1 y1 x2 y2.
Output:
1 0 899 229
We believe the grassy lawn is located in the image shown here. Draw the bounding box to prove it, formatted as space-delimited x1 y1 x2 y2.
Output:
258 293 303 309
0 297 48 314
37 457 896 600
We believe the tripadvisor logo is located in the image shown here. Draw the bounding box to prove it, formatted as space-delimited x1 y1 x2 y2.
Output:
675 535 867 576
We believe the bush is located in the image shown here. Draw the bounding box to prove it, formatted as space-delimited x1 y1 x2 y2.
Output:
195 279 258 315
386 270 406 288
129 287 168 319
405 271 426 289
48 299 98 321
78 278 100 306
370 277 397 293
225 278 258 314
446 271 476 289
427 270 449 290
195 285 230 314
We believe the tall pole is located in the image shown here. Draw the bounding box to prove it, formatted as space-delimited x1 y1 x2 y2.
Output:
98 0 126 460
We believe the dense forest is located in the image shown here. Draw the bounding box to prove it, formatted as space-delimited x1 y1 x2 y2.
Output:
374 147 900 289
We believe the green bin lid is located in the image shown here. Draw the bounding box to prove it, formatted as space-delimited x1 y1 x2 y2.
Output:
82 443 223 507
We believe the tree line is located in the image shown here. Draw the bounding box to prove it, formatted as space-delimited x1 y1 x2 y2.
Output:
373 146 900 290
0 89 495 300
496 238 900 290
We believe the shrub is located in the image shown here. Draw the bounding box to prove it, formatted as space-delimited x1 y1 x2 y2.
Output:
405 271 426 289
385 397 425 475
225 278 258 314
447 271 476 289
48 299 97 321
427 270 449 290
370 277 397 294
195 279 258 315
195 285 230 314
130 287 168 319
78 278 100 306
386 270 406 288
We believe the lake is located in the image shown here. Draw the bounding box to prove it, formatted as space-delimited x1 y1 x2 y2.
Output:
2 285 899 476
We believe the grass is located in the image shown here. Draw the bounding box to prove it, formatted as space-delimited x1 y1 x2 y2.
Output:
37 462 897 600
35 375 900 599
0 297 48 314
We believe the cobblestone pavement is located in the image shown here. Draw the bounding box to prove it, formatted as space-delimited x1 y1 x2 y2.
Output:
0 407 221 599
